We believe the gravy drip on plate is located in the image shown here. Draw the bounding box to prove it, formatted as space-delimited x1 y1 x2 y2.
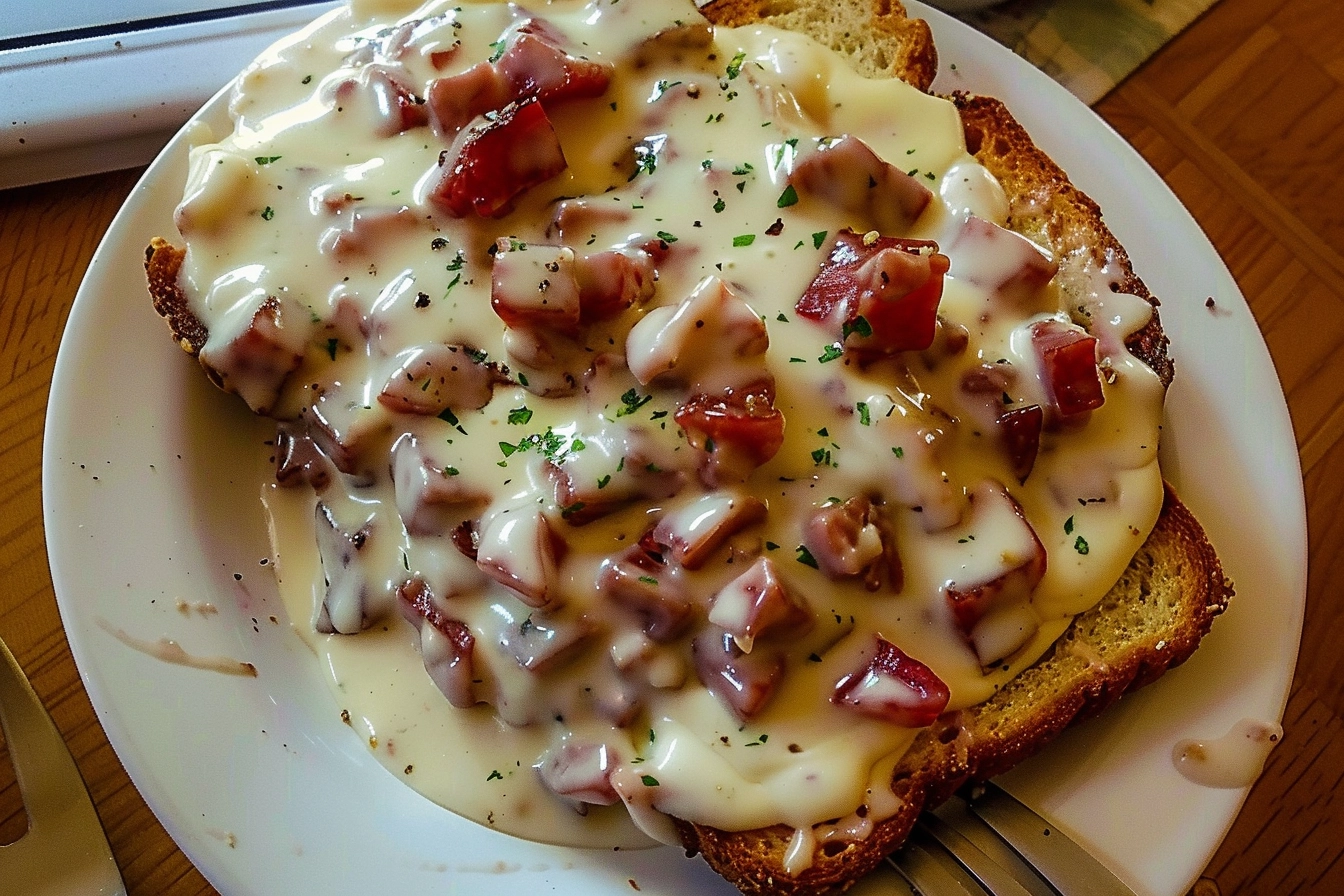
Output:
175 0 1166 852
1173 718 1283 789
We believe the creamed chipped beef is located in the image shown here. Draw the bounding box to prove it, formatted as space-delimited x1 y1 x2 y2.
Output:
159 0 1168 854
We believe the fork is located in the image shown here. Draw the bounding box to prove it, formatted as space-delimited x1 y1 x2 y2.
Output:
888 781 1139 896
0 634 127 896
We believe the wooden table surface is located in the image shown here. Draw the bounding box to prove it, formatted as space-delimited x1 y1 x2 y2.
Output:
2 0 1341 892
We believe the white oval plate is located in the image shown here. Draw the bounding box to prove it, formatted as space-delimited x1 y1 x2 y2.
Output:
44 4 1306 895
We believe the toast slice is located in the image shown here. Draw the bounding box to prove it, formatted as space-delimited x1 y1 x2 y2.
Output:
146 2 1228 892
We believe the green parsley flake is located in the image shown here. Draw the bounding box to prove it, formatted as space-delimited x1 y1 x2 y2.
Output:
438 407 467 435
857 402 871 426
261 206 275 221
842 315 873 340
507 406 533 425
254 155 282 165
641 774 660 787
508 426 579 463
795 545 819 569
812 230 828 250
1074 535 1090 555
652 79 682 100
616 388 653 417
733 233 756 247
631 144 659 179
726 50 746 79
1064 515 1075 535
771 138 800 169
777 184 799 208
818 342 843 363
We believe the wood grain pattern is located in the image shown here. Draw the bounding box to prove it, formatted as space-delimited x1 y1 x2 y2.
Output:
1 0 1340 892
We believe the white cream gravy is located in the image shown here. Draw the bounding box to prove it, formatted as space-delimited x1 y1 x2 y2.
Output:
175 0 1166 857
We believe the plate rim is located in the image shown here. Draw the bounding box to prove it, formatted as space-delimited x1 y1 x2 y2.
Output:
43 3 1307 895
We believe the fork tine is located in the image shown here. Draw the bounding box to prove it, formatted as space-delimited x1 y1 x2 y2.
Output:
888 826 992 896
912 811 1039 896
889 780 1143 896
925 797 1056 896
0 636 125 896
964 782 1139 896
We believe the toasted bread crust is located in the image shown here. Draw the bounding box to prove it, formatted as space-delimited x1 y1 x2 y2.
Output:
952 93 1173 388
145 237 205 356
675 486 1231 895
700 0 938 92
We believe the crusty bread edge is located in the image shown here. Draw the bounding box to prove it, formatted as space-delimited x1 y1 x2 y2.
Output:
698 0 938 92
952 92 1173 388
145 236 205 356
